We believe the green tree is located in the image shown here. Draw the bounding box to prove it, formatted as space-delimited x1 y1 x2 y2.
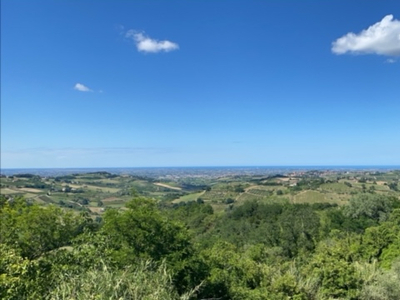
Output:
99 194 205 294
277 205 320 257
362 209 400 267
101 195 191 262
0 244 43 299
345 194 398 223
304 231 364 299
0 197 88 259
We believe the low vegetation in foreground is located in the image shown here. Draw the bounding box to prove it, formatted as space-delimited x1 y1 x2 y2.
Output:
1 169 400 299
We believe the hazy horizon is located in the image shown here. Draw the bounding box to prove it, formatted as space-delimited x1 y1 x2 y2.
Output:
2 165 399 177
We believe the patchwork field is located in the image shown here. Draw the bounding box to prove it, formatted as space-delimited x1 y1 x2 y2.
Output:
1 169 399 216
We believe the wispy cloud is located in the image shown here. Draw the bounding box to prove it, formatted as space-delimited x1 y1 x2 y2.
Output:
74 83 93 92
3 147 175 156
385 58 397 63
115 24 125 34
332 15 400 56
1 147 178 168
125 30 179 53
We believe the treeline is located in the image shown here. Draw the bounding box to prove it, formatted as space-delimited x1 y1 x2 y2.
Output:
1 193 400 299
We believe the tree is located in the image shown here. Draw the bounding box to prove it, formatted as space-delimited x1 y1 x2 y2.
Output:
101 195 189 260
99 194 204 293
362 209 400 266
0 244 42 299
388 182 398 191
0 197 87 259
304 231 364 299
344 194 398 223
277 205 320 257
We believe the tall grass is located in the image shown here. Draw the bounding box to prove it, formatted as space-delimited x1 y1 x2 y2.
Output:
360 260 400 300
47 260 195 300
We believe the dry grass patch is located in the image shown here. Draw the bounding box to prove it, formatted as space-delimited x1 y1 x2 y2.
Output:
154 183 182 190
0 188 20 194
19 188 43 193
88 207 104 213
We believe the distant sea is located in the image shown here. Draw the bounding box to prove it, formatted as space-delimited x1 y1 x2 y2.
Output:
1 166 399 177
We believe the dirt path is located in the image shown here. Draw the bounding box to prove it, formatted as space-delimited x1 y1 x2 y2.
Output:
154 183 182 190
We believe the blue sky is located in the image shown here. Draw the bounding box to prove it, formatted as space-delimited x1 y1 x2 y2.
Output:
1 0 400 168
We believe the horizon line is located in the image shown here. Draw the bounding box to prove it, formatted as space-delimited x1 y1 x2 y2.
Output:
2 165 400 170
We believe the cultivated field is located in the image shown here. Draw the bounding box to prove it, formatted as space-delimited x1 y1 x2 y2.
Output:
1 169 399 215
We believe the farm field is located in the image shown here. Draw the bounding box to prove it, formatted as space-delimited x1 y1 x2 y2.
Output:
1 168 399 217
172 191 205 203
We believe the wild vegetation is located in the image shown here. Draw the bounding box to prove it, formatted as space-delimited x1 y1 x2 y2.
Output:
1 169 400 299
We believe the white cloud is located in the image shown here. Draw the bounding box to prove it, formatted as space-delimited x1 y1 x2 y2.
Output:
126 30 179 53
385 58 397 63
74 83 92 92
332 15 400 56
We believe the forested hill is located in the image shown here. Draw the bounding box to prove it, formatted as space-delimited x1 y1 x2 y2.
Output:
1 170 400 299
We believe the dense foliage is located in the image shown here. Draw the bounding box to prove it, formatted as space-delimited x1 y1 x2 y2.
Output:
1 191 400 299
